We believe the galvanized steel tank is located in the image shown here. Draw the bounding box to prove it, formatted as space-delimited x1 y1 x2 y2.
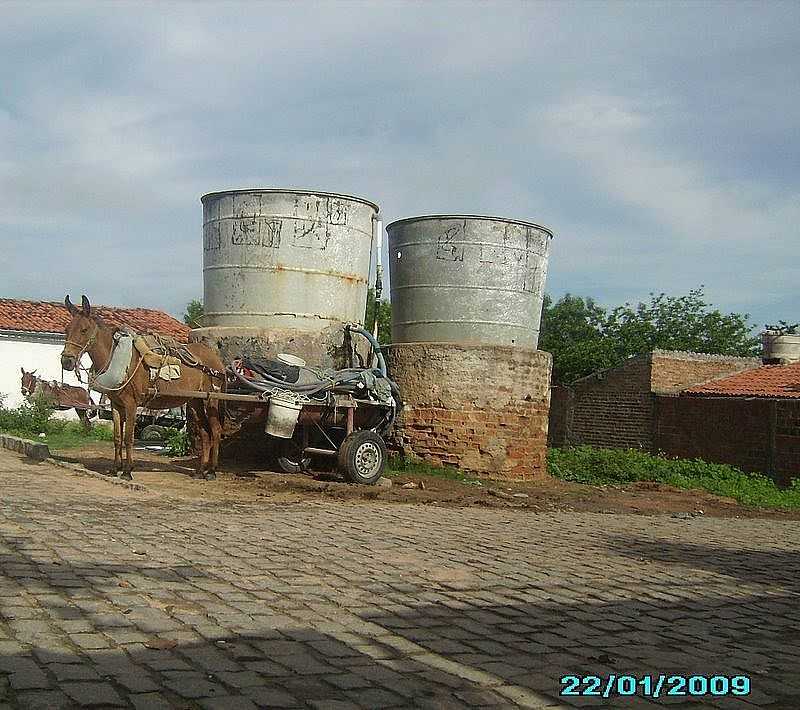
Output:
387 215 553 348
202 189 379 331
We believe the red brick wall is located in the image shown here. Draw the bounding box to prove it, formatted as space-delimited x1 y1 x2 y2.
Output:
654 395 800 483
774 401 800 484
548 386 573 447
650 351 759 394
548 351 761 451
568 356 654 449
387 344 551 480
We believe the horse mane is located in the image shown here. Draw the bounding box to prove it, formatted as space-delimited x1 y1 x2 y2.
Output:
89 311 120 334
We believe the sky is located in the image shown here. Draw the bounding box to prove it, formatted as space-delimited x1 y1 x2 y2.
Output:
1 0 798 329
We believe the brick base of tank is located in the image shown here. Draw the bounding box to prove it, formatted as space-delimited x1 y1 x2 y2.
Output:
386 343 552 481
190 325 370 370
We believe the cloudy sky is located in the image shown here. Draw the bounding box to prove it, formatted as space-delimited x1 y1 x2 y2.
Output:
1 0 797 328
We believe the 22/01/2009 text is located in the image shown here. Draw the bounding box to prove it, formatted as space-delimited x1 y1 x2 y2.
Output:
560 674 750 699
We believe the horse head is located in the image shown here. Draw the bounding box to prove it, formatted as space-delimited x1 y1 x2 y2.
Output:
20 367 38 396
61 295 98 371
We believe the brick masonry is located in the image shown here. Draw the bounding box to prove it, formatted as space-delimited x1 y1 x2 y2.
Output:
655 395 800 485
386 343 551 480
650 349 760 394
548 350 761 450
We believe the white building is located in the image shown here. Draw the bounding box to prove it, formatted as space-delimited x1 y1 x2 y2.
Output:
0 299 189 412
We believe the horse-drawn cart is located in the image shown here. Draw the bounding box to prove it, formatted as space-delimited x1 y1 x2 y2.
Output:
150 325 401 485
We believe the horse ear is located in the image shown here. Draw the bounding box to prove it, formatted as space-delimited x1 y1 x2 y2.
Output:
21 367 25 375
81 295 91 315
65 295 78 315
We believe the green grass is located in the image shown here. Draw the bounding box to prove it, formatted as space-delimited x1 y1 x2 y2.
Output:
387 455 482 485
548 446 800 510
164 428 190 456
0 396 113 450
0 420 114 450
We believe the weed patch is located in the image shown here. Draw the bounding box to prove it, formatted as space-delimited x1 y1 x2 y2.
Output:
548 446 800 510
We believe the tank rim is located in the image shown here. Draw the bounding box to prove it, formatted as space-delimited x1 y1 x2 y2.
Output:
201 188 379 212
386 214 554 237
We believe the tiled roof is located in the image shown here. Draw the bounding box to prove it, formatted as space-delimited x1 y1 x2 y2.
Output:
684 362 800 399
0 299 190 341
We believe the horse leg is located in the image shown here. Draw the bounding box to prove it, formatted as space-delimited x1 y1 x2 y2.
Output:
112 404 123 475
188 401 210 479
205 400 222 480
78 408 91 432
120 400 137 480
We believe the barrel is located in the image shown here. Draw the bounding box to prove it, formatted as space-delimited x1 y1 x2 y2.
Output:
387 215 553 347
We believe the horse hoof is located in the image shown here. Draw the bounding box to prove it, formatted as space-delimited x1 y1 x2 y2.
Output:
205 472 216 481
119 471 133 481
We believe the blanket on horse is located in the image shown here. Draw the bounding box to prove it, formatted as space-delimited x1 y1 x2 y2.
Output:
134 334 183 382
89 329 222 392
89 331 189 392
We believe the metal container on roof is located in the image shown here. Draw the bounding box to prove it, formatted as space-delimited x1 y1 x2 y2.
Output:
201 189 379 331
387 214 553 348
762 332 800 364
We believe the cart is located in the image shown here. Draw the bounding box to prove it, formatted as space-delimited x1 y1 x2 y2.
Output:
154 326 400 486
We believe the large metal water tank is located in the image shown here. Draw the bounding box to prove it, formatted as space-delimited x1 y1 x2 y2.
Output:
762 333 800 364
202 189 379 331
387 215 553 348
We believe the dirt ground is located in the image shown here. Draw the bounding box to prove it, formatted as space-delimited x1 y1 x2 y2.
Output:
51 441 800 520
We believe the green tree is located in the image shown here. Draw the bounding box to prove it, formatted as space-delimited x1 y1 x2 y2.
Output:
183 299 204 328
364 288 392 344
602 287 759 361
540 287 759 384
539 293 616 384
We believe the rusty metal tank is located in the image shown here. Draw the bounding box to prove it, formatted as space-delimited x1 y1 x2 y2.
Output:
386 215 553 348
192 189 379 367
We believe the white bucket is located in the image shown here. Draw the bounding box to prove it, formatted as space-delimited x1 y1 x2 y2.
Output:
265 396 303 438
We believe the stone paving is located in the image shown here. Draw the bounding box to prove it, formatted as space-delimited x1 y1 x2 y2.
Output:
1 448 799 709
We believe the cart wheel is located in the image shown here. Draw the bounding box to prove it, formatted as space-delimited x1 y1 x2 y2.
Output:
277 455 312 474
140 424 168 442
276 440 311 474
338 431 386 485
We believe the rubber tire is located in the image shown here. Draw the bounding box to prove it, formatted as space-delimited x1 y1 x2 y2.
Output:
276 455 312 474
140 424 168 442
338 430 386 485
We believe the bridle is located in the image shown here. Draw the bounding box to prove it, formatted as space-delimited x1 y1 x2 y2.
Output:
21 373 36 397
62 320 111 384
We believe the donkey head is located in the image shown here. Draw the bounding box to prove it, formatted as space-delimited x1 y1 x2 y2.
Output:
61 295 96 371
20 367 38 396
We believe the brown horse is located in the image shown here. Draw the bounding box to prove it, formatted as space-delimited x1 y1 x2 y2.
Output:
60 295 225 480
20 368 95 430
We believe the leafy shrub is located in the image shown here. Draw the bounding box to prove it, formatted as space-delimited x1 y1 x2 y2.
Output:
0 396 113 448
165 428 190 456
0 393 56 435
548 446 800 509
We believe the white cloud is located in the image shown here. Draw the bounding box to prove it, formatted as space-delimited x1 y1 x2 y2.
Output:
0 0 798 325
531 92 800 315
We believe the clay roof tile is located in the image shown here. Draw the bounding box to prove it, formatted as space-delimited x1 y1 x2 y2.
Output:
0 299 190 342
684 362 800 399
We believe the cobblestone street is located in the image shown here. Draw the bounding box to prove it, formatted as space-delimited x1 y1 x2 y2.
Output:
1 447 799 709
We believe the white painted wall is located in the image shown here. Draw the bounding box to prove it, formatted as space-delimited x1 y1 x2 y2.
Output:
0 335 92 419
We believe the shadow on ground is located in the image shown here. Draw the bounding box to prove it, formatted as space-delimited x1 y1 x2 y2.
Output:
1 529 800 709
606 535 800 594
